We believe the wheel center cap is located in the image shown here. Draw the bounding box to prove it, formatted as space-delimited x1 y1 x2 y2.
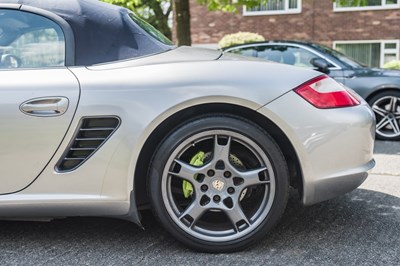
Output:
212 179 225 191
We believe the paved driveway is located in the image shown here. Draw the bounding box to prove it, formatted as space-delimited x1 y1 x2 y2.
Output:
0 141 399 265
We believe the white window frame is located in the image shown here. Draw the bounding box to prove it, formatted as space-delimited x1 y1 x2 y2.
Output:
333 0 400 12
243 0 302 16
333 40 400 67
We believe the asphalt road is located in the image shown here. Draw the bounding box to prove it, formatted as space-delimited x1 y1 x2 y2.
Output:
0 141 399 266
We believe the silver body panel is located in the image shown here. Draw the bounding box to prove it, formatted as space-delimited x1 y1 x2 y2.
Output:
259 91 375 205
0 47 375 222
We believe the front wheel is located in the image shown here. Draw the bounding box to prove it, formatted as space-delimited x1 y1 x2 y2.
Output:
368 91 400 141
149 115 289 252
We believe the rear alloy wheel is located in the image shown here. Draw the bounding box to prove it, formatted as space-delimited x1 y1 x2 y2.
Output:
369 91 400 141
149 116 289 252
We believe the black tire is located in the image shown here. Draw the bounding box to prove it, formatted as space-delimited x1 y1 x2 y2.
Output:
148 115 289 252
368 91 400 141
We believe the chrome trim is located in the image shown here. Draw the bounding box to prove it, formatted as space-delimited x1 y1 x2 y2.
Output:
20 97 69 117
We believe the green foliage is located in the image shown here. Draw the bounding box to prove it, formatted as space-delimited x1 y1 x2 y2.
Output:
101 0 172 39
218 32 265 49
333 0 368 7
384 60 400 70
197 0 277 12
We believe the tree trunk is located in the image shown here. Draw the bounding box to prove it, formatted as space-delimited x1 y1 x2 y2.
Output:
173 0 191 46
148 1 172 40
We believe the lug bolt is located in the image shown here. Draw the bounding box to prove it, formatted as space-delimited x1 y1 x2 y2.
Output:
224 171 231 178
207 170 215 177
201 185 208 192
228 187 235 194
213 195 221 203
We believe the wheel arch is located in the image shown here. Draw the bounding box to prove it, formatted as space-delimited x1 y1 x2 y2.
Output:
365 87 400 103
133 103 303 209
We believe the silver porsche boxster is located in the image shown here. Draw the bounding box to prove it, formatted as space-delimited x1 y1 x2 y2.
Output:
0 0 375 252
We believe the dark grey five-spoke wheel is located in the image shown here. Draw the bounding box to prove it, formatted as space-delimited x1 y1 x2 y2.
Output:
369 91 400 141
149 115 289 252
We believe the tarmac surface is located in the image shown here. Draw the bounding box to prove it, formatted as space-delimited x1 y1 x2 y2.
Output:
0 141 399 265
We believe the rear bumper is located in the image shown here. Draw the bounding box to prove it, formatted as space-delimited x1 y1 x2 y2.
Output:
311 159 374 204
259 91 376 205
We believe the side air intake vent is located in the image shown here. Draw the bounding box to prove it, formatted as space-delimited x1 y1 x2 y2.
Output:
56 117 120 172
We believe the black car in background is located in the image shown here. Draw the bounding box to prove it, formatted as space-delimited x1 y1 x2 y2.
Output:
224 41 400 141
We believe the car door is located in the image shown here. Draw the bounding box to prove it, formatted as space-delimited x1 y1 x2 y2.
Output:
0 9 79 194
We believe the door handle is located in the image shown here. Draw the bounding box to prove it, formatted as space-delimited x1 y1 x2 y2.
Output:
20 97 69 116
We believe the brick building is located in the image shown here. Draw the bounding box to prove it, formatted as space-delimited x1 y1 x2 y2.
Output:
190 0 400 67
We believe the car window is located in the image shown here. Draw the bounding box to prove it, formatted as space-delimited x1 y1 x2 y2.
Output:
229 47 258 57
229 45 335 68
311 43 364 68
0 10 65 69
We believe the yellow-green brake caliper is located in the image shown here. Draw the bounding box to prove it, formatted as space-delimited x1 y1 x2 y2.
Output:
182 151 205 198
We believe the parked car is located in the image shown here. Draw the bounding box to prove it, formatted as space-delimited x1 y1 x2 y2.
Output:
0 0 375 252
224 41 400 141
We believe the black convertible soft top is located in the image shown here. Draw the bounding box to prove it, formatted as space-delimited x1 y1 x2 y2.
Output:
0 0 174 65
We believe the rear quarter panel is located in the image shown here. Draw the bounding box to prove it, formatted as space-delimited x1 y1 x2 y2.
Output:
64 58 319 200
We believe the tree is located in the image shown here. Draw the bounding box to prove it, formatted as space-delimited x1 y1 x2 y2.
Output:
102 0 172 39
173 0 191 45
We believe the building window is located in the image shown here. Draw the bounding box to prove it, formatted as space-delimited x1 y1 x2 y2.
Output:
243 0 302 16
333 40 400 68
334 0 400 12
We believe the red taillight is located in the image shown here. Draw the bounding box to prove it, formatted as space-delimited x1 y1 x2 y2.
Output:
295 75 360 109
